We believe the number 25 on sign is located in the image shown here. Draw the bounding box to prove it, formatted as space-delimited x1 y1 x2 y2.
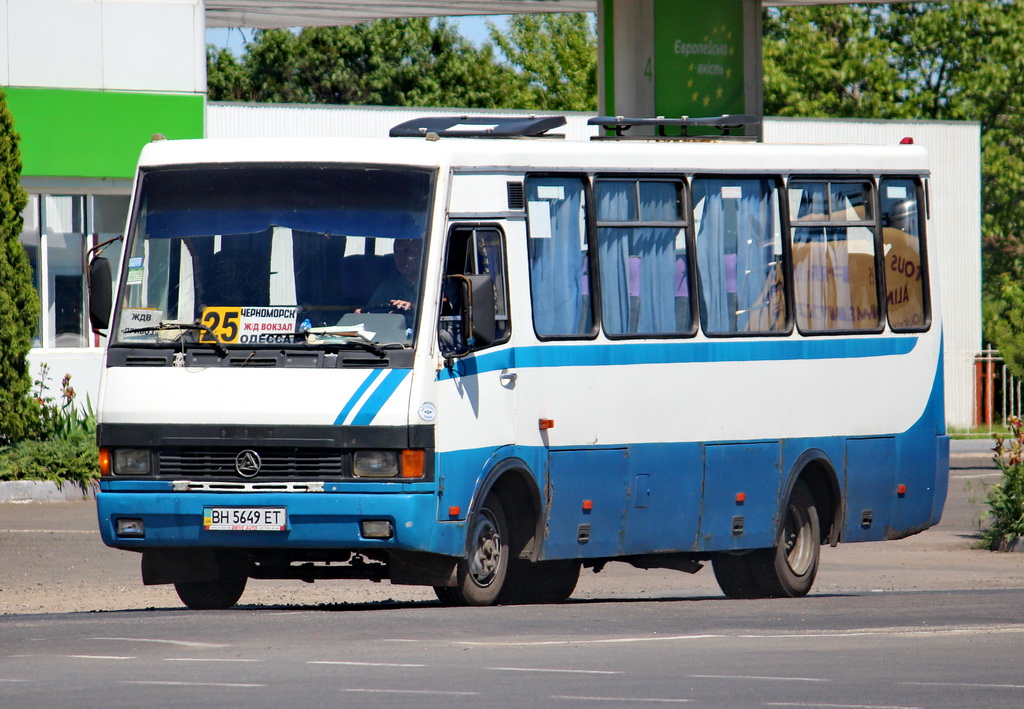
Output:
200 307 241 344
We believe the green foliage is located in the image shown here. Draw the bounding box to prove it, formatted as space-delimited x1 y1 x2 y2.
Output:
764 1 1024 335
0 429 99 492
32 364 96 442
0 87 41 445
0 366 99 486
490 13 597 112
982 417 1024 550
207 18 530 109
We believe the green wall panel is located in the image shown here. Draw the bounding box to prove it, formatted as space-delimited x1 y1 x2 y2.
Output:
4 88 203 179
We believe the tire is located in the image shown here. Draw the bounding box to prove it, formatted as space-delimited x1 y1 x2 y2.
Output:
174 576 247 610
434 494 509 606
499 559 580 605
753 480 821 598
712 551 765 599
712 480 820 599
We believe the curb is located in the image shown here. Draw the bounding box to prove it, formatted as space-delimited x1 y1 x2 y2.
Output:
0 480 97 503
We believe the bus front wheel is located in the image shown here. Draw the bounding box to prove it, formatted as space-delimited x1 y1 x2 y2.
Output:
174 576 247 610
436 493 509 606
712 480 820 599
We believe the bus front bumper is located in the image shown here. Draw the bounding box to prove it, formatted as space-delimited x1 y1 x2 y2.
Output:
96 484 463 556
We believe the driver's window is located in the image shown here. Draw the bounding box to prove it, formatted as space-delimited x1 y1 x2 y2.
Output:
439 226 510 353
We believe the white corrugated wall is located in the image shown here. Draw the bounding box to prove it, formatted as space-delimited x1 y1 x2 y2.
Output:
208 104 982 427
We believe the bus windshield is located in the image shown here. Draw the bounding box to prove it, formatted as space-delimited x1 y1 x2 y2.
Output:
113 164 434 348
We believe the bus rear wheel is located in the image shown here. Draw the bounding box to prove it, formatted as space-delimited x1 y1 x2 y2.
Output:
434 493 509 606
712 480 820 599
174 576 247 610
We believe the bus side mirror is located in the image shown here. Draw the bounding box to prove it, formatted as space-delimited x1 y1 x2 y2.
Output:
448 272 495 352
457 274 496 350
88 257 113 331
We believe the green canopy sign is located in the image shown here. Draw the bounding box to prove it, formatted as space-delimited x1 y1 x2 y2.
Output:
654 0 745 119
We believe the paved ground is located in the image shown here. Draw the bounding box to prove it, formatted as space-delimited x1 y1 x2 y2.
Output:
1 440 1021 614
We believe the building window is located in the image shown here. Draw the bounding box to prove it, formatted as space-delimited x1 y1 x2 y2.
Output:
19 192 130 348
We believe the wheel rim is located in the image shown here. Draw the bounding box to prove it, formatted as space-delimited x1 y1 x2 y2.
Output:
468 508 502 588
782 500 814 576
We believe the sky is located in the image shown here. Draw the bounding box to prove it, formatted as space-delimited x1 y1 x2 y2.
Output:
205 15 505 55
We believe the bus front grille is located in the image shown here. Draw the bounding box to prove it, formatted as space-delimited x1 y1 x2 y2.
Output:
158 448 345 478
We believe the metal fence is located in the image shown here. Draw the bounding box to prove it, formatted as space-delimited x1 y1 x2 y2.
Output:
975 347 1024 429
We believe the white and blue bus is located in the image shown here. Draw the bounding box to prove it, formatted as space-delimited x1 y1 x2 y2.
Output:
89 116 948 609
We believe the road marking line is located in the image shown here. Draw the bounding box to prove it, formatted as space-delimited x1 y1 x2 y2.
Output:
902 680 1024 690
0 679 34 683
67 655 136 660
554 696 692 703
767 703 921 709
457 624 1024 648
309 661 427 668
340 688 478 696
91 637 231 648
164 658 260 663
691 674 827 683
461 634 725 647
489 667 624 675
122 680 266 688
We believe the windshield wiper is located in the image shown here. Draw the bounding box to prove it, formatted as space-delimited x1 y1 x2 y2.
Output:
122 321 230 358
300 326 386 357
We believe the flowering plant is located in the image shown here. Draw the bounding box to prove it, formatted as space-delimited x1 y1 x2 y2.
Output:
983 416 1024 551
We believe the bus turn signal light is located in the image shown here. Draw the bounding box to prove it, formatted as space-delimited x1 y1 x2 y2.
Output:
401 449 425 478
98 448 111 476
539 419 555 430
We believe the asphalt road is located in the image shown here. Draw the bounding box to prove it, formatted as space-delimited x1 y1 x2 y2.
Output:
2 440 1024 708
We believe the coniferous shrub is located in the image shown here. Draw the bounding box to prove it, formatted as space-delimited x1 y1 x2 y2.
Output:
0 87 41 444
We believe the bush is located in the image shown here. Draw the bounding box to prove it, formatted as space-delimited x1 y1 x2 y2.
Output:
981 416 1024 550
0 366 99 488
0 429 98 492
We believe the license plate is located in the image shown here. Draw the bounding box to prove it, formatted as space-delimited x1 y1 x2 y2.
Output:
203 507 287 532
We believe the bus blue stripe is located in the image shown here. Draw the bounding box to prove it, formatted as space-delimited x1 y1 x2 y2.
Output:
351 370 411 425
334 369 384 425
438 336 918 381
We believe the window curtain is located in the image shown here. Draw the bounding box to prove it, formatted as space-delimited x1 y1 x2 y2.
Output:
695 179 781 334
527 178 589 336
597 181 678 335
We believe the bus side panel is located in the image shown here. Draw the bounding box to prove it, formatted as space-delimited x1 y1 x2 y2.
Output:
698 442 782 552
620 442 704 555
543 448 629 558
843 437 897 542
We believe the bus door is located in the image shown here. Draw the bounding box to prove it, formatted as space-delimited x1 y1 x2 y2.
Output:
435 224 516 495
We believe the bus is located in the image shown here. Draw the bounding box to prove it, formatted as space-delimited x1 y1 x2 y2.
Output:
88 115 949 609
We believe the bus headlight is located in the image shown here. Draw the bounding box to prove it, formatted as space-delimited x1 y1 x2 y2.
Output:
353 450 399 478
113 449 151 475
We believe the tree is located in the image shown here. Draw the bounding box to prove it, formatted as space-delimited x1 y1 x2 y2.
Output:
764 2 1024 372
207 18 528 109
0 87 41 444
490 13 597 112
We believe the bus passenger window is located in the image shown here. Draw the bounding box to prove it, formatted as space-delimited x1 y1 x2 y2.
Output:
692 177 787 335
880 178 928 331
788 180 881 333
595 179 693 337
525 176 595 338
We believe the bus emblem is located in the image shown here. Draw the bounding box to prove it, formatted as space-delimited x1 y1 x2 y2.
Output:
235 450 262 478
